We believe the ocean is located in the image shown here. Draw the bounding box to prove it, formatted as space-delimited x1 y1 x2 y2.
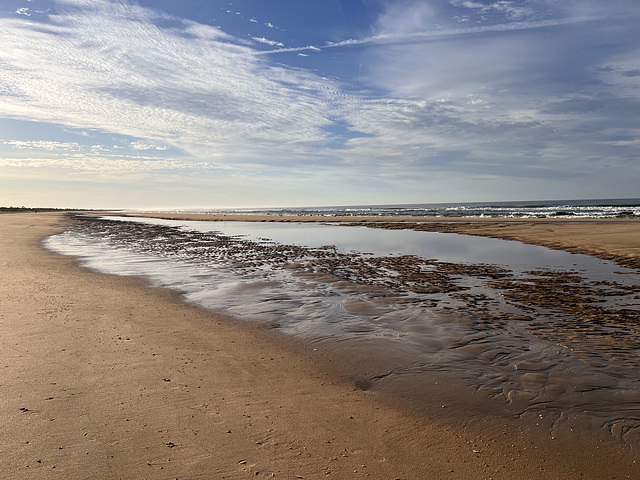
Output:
44 206 640 446
155 197 640 218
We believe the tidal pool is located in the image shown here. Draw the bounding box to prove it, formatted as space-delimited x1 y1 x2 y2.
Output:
45 214 640 445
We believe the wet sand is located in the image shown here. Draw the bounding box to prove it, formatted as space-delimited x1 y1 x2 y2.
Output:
2 212 640 479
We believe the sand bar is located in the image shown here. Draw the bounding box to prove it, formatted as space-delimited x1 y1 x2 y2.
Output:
2 212 639 479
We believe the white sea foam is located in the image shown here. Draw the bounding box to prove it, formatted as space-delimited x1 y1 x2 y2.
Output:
138 197 640 218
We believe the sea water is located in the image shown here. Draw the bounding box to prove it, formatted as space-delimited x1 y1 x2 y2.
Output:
141 197 640 218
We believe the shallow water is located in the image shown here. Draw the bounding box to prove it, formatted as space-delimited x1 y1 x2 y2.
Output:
45 215 640 445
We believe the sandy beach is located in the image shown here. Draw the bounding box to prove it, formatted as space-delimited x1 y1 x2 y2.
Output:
2 212 639 479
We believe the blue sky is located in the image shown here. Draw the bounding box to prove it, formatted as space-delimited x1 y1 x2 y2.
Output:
0 0 638 208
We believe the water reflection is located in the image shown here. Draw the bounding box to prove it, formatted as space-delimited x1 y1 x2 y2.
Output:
44 215 640 445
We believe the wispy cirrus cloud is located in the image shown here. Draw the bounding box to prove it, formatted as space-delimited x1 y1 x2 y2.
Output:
449 0 537 21
0 136 188 178
326 0 640 190
256 17 597 58
251 36 283 47
2 140 81 151
129 142 170 151
257 2 596 56
0 154 227 175
0 0 352 164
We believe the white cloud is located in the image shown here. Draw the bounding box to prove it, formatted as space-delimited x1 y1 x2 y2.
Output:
2 140 81 151
130 141 169 151
605 139 640 147
0 154 235 183
450 0 536 20
452 1 483 8
251 36 284 47
183 22 230 40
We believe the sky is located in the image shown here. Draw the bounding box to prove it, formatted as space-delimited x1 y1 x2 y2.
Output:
0 0 639 209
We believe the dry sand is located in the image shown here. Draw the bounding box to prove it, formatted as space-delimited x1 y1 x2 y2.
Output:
1 212 639 479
